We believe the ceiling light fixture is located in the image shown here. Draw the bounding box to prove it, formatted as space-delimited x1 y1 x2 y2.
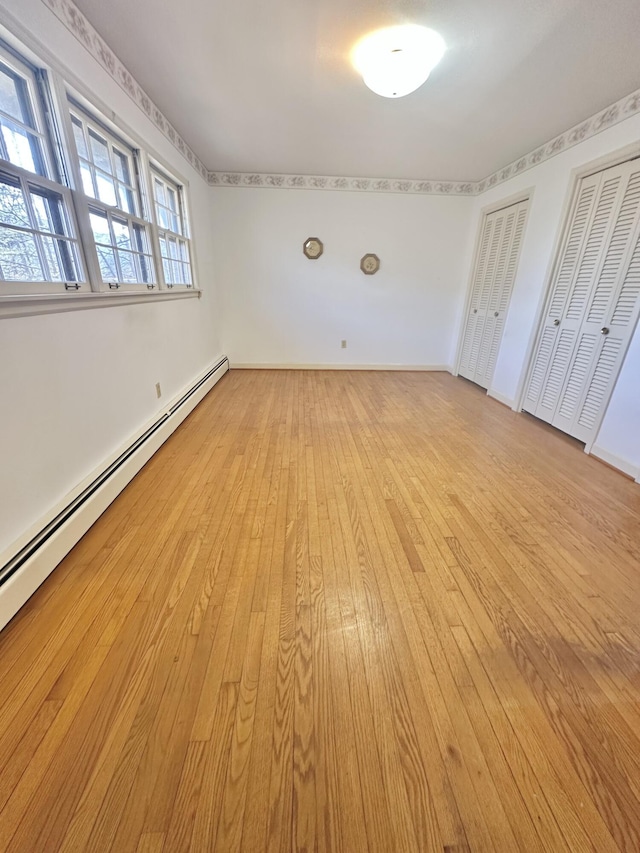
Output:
352 25 446 99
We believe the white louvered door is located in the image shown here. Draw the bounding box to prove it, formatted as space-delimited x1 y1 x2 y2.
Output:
459 199 529 389
524 158 640 444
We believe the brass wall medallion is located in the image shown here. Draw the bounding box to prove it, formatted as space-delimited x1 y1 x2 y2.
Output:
360 253 380 275
303 237 324 260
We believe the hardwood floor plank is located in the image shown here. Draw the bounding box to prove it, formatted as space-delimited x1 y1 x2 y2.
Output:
1 369 639 853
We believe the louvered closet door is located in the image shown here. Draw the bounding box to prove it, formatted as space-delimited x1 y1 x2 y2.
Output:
524 158 640 444
459 199 529 389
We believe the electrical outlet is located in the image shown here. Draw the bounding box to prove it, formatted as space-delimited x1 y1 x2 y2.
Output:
341 340 347 349
155 382 162 398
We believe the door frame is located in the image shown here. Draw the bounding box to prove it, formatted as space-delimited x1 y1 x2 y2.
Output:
514 140 640 454
453 188 533 393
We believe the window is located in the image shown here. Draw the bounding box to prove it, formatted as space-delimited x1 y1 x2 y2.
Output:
0 172 81 283
0 46 85 294
0 56 48 176
152 168 193 287
69 104 156 290
0 36 199 306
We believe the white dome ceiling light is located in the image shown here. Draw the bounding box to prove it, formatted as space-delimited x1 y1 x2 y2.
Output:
352 25 446 99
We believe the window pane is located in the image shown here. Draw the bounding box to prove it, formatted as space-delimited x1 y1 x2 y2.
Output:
178 240 189 263
132 222 149 253
113 149 130 184
1 121 43 174
0 65 25 123
95 171 117 207
95 244 118 281
162 256 173 284
112 217 131 250
117 183 135 214
40 235 67 281
0 176 29 228
79 162 94 197
158 206 170 230
30 189 68 236
89 209 111 244
167 187 177 213
118 249 137 283
88 129 111 174
71 117 89 160
0 228 43 280
154 178 166 207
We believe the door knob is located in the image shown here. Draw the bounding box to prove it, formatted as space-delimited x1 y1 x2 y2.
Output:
553 319 560 326
473 309 478 314
601 327 610 335
494 311 499 317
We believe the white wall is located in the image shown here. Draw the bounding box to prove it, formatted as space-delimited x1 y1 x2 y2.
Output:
213 187 474 368
466 113 640 477
0 0 223 559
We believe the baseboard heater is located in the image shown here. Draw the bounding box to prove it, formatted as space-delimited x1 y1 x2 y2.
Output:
0 356 229 626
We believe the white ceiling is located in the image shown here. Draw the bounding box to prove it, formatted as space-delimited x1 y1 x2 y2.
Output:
73 0 640 182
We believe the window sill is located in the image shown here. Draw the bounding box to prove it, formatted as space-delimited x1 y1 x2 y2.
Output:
0 287 201 319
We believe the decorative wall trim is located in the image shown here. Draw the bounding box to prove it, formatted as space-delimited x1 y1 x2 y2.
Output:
477 87 640 194
40 0 640 196
41 0 209 181
211 86 640 195
208 172 477 196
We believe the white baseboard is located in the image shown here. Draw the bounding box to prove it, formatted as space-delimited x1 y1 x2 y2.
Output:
232 362 452 371
589 444 640 481
487 388 516 408
0 356 229 632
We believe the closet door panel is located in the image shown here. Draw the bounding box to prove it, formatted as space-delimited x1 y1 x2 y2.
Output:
459 216 494 379
525 158 640 444
528 171 621 422
459 199 529 387
548 175 601 321
478 202 528 388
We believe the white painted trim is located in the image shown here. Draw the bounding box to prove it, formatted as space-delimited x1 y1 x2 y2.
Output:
0 288 200 320
590 445 639 481
487 388 515 408
231 363 452 371
0 356 229 631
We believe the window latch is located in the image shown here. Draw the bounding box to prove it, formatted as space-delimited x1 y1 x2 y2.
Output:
64 282 81 291
147 283 156 290
108 282 120 290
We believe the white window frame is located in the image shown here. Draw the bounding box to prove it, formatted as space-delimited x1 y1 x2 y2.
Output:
0 42 87 295
0 25 201 315
150 164 195 289
64 101 157 292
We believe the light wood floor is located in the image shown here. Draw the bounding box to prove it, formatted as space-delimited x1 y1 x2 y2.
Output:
1 370 640 852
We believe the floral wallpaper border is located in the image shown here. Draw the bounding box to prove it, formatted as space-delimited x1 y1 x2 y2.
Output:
41 0 209 181
477 87 640 193
207 172 477 195
41 0 640 196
